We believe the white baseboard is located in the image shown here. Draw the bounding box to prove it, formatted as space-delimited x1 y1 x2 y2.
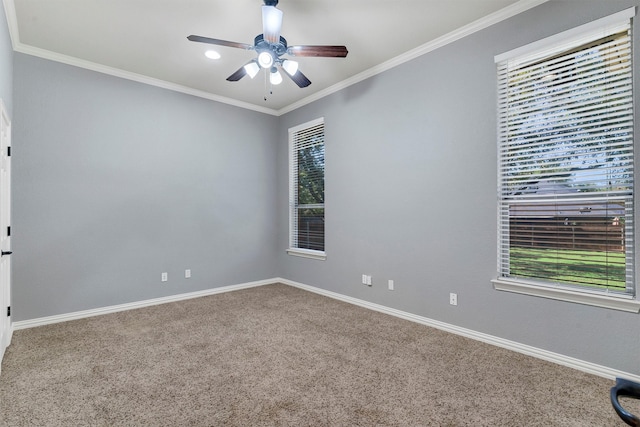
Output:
11 278 275 330
10 276 640 383
277 278 640 384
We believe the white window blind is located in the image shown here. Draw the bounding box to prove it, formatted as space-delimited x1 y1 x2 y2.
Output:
289 118 325 254
496 13 634 295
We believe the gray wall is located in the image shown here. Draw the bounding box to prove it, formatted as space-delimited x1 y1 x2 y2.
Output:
12 54 279 320
7 0 640 376
0 3 12 116
277 0 640 375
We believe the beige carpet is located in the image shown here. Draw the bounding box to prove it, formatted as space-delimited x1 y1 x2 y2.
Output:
0 283 629 426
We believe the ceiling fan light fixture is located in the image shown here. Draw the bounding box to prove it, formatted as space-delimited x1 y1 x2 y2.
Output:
187 0 348 92
244 61 260 79
270 68 283 85
258 51 274 68
282 59 298 76
262 5 283 43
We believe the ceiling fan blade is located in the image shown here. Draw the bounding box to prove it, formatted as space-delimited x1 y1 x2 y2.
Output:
284 67 311 88
262 5 283 44
187 35 253 50
226 65 248 82
287 45 348 58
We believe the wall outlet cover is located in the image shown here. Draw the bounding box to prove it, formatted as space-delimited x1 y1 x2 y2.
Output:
449 293 458 306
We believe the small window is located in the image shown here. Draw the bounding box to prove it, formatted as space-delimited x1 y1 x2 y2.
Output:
494 9 635 302
288 118 325 259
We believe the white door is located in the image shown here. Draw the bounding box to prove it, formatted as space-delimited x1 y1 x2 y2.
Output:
0 99 11 364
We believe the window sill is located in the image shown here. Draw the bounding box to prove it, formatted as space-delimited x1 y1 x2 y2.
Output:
286 248 326 261
492 279 640 313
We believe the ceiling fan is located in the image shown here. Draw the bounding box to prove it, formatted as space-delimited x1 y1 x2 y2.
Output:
187 0 348 89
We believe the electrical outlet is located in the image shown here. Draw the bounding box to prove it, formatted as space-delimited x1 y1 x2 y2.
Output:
161 272 168 282
388 280 394 291
185 269 191 278
449 293 458 306
362 274 372 286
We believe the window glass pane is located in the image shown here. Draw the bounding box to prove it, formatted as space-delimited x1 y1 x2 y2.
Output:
289 118 325 254
497 20 634 295
297 144 325 205
509 200 626 291
297 208 324 251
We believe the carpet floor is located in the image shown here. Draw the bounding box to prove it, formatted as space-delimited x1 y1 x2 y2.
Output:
0 283 630 426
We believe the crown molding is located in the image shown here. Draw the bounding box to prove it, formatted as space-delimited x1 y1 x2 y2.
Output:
2 0 18 50
276 0 549 115
13 44 280 116
4 0 547 116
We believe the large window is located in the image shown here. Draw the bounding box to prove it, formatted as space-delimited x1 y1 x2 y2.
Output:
493 9 637 310
288 118 325 259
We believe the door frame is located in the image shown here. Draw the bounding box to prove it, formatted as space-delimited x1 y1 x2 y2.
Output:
0 98 12 367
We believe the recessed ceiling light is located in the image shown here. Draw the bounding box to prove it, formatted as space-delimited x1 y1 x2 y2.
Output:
205 50 221 60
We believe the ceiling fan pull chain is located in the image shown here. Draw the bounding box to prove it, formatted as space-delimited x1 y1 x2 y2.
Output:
264 69 268 101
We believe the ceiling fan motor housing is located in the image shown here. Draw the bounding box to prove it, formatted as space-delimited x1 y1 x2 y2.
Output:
254 34 288 61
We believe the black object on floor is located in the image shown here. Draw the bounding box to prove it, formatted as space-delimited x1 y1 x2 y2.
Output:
611 377 640 426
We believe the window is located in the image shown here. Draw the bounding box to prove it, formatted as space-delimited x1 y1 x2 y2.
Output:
493 8 638 311
288 118 325 260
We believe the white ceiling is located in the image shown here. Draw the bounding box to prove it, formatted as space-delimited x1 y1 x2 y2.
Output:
4 0 545 115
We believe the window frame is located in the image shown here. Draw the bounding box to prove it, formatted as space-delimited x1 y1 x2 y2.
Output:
287 117 326 260
492 7 640 313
